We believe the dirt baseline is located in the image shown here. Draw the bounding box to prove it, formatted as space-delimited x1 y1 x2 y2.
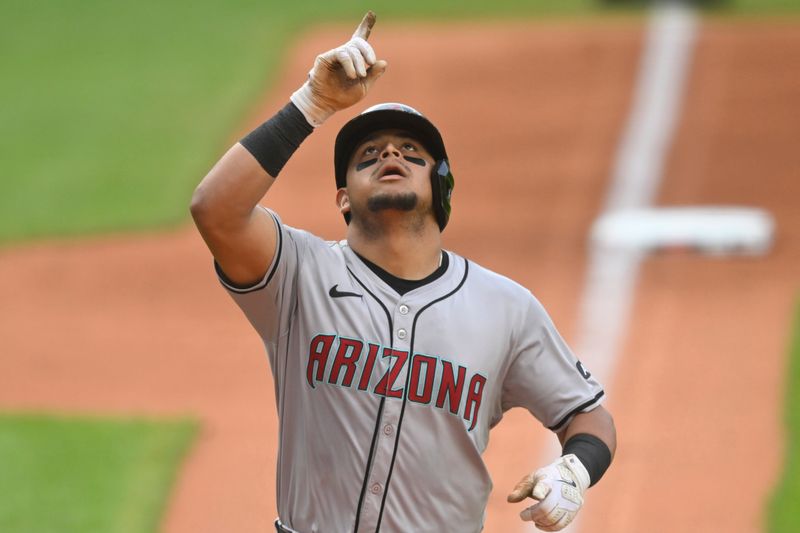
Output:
1 17 798 533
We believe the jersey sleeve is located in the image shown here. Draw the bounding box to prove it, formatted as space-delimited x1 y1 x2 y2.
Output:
214 208 306 346
501 295 605 432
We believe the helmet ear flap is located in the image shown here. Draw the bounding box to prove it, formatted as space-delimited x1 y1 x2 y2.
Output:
431 159 454 231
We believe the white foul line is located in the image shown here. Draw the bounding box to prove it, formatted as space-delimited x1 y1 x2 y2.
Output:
524 4 698 532
574 2 698 385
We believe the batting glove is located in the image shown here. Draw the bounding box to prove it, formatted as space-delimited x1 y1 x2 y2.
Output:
291 11 388 127
507 454 591 531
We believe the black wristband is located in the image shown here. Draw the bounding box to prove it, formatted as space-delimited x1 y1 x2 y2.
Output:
240 101 313 178
562 433 612 487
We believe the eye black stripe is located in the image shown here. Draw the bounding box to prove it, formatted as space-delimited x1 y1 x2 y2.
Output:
403 155 426 167
356 158 378 171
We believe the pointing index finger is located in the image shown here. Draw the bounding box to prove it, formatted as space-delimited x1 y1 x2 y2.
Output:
353 11 376 41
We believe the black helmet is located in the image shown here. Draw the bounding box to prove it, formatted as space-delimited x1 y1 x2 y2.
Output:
333 103 454 230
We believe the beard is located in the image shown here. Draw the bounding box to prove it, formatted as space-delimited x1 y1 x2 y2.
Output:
367 191 418 213
350 191 432 237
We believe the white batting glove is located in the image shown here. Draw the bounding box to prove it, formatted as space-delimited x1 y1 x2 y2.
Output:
507 454 591 531
290 11 388 127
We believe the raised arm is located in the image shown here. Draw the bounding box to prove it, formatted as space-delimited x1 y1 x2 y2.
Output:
190 11 387 286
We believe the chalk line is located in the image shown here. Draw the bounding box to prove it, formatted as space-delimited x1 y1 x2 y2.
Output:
524 3 698 532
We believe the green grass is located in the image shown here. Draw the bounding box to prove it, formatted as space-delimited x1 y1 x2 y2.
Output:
726 0 800 13
0 413 196 533
1 0 798 245
0 0 294 243
767 300 800 532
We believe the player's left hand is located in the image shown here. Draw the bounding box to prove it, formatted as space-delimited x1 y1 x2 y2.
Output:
290 11 387 127
507 454 590 531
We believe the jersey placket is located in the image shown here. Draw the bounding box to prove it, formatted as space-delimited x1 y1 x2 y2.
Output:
357 299 412 532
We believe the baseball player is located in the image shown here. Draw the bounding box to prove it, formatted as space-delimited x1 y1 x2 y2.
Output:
191 11 616 533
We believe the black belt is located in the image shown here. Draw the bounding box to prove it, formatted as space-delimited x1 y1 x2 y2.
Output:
275 519 298 533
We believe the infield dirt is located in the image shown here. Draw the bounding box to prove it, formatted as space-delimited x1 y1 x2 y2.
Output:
0 18 798 533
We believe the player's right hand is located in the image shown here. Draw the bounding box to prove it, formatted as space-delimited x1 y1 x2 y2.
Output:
291 11 388 127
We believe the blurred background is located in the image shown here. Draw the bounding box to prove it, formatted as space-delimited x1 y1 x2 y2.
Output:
1 0 798 532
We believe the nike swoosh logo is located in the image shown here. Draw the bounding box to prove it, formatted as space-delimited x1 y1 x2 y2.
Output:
557 479 578 488
329 284 363 299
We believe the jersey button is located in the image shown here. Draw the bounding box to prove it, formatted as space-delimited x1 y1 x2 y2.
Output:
370 482 382 495
383 424 394 436
399 304 409 315
397 328 407 340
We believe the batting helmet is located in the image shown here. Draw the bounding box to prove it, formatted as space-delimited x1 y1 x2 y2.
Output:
334 103 455 230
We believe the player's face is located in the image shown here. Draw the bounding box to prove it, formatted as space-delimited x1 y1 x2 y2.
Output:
339 129 436 228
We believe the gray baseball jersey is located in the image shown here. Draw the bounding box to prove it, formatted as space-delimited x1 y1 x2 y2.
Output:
217 209 604 533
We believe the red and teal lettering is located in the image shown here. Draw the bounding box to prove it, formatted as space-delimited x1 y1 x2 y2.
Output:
357 343 381 391
328 337 363 387
408 354 437 404
435 360 466 414
306 334 335 388
374 348 408 398
463 374 486 431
